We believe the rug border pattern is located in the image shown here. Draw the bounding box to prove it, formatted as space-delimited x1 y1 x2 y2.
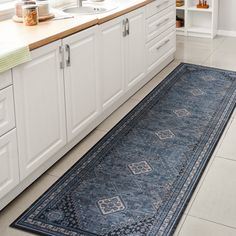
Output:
10 63 236 236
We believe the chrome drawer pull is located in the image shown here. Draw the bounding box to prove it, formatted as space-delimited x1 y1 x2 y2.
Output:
122 19 127 37
156 0 169 8
59 46 64 69
156 39 170 50
156 18 170 28
126 18 129 35
65 44 71 67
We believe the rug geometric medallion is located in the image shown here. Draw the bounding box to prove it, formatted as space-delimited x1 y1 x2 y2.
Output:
11 63 236 236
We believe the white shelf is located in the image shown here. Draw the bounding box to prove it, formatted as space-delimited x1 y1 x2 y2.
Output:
187 26 211 34
175 0 218 38
176 27 185 32
188 6 212 12
176 6 185 10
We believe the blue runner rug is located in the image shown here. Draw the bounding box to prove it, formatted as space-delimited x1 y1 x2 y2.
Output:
11 63 236 236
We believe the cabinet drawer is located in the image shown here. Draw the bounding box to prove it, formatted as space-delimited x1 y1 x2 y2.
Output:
0 70 12 90
146 5 175 42
0 129 19 199
0 86 15 137
147 28 176 72
146 0 174 18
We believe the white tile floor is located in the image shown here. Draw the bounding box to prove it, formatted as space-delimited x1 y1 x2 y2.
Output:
0 35 236 235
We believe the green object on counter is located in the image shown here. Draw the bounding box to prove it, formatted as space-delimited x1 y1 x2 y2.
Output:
0 45 31 73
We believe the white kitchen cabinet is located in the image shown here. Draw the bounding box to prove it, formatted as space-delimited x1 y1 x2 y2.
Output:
0 86 15 137
146 26 176 73
99 16 125 110
63 26 100 142
0 129 19 199
145 1 176 75
125 7 146 89
13 40 67 180
146 0 174 18
99 7 146 111
0 70 12 90
146 5 175 42
0 3 176 210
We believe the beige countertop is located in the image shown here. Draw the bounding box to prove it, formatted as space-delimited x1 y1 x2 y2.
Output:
0 0 152 50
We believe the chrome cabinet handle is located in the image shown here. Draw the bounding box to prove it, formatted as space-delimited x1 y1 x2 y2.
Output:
156 0 169 8
65 44 71 67
156 39 170 50
122 19 127 37
156 18 169 28
126 18 129 35
59 46 64 69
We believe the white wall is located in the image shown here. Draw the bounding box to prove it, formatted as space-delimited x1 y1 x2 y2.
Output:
218 0 236 32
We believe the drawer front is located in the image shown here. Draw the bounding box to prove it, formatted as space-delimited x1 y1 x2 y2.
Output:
0 86 15 137
146 0 174 18
0 70 12 91
147 28 176 72
0 129 19 199
146 5 175 42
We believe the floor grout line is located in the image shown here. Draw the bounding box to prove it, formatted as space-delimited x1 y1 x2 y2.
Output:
184 155 216 214
176 214 188 236
212 117 234 153
202 36 227 64
175 36 226 66
187 214 236 231
215 156 236 162
185 115 234 214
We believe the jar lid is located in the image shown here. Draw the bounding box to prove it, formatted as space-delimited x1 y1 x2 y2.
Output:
22 4 38 9
26 1 36 3
21 0 36 3
16 0 35 4
36 1 49 5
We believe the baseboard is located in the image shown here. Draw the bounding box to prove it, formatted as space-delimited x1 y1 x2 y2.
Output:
217 30 236 37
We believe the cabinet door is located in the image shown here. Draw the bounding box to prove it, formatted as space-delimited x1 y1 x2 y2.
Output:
13 41 67 180
0 86 15 137
63 26 100 142
125 7 146 89
99 16 125 110
0 70 12 90
0 129 19 199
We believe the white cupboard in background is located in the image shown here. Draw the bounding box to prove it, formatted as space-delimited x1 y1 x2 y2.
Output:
176 0 219 38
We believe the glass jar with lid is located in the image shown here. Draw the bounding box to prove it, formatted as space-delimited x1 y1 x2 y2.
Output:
22 4 39 26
